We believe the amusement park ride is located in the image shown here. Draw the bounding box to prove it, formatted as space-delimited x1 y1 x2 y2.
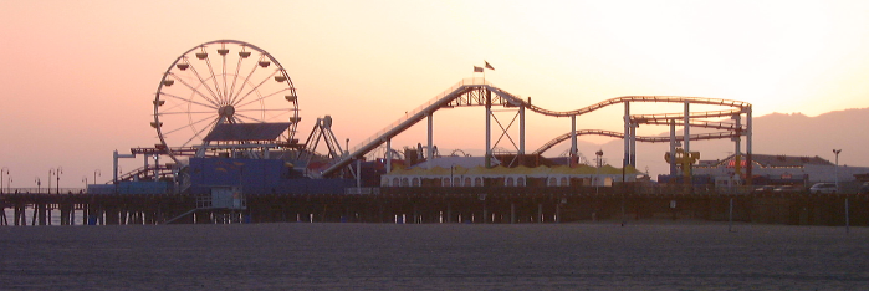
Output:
108 40 753 194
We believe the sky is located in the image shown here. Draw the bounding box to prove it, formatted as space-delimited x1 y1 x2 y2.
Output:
2 0 869 189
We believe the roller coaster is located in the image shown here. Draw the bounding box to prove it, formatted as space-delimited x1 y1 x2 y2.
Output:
321 77 752 178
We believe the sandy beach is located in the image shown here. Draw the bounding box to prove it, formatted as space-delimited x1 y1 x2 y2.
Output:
1 222 868 290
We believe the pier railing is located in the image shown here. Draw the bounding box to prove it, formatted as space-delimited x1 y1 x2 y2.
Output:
1 188 87 194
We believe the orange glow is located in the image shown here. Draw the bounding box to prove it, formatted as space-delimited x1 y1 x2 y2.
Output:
2 1 869 183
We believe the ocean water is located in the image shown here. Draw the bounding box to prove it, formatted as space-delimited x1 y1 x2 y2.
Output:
0 223 867 290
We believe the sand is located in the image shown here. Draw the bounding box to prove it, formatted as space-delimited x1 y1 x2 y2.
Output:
1 222 868 290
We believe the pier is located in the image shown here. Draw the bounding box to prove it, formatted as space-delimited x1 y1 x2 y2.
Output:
3 186 867 226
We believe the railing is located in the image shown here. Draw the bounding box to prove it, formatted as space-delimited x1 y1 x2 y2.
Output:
0 188 87 194
345 188 381 195
350 77 490 153
321 78 490 177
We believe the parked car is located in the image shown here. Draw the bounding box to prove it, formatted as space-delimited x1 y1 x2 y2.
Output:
859 182 869 194
773 185 802 193
809 183 837 194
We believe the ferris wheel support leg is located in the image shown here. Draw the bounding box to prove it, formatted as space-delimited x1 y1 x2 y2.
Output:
154 154 160 183
143 154 150 181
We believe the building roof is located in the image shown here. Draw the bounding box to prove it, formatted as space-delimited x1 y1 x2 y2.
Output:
411 157 500 169
203 123 291 142
699 153 832 168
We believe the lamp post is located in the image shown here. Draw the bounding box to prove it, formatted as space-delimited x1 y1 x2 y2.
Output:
595 149 603 194
450 164 455 187
50 167 62 194
93 169 101 184
48 169 55 194
0 167 8 194
833 149 842 190
35 177 41 193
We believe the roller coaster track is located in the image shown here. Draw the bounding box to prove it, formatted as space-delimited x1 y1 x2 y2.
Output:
531 130 739 156
320 78 751 177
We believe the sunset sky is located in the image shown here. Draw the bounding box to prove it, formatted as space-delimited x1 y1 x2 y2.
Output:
2 0 869 188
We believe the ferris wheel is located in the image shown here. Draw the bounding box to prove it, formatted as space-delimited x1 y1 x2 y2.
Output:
152 40 300 162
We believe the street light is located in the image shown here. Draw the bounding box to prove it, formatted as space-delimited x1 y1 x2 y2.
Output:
56 167 63 194
593 149 604 197
833 149 842 190
49 167 62 194
35 177 41 193
0 167 8 194
48 169 54 194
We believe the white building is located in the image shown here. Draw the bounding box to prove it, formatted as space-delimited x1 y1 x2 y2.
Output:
693 153 869 185
380 157 638 188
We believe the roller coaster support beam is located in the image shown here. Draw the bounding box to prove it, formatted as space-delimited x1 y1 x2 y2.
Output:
113 150 137 184
623 102 630 169
684 102 691 185
113 150 137 193
519 100 526 163
427 112 434 161
571 115 577 166
669 119 677 175
386 138 392 173
356 158 362 188
630 121 636 167
734 113 742 180
485 89 492 168
746 106 753 185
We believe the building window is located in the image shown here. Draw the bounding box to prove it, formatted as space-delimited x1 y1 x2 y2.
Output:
506 177 514 187
548 178 557 187
517 177 525 187
392 178 399 187
401 178 409 187
443 178 450 187
474 178 482 187
464 178 471 187
412 178 420 187
454 177 460 187
561 178 568 187
382 178 389 187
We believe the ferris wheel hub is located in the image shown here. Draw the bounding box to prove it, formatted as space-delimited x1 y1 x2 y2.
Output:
218 106 236 119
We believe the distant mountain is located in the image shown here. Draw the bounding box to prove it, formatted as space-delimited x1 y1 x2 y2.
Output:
552 108 869 178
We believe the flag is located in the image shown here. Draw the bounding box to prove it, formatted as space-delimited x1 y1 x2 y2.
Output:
484 61 495 70
474 66 484 72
